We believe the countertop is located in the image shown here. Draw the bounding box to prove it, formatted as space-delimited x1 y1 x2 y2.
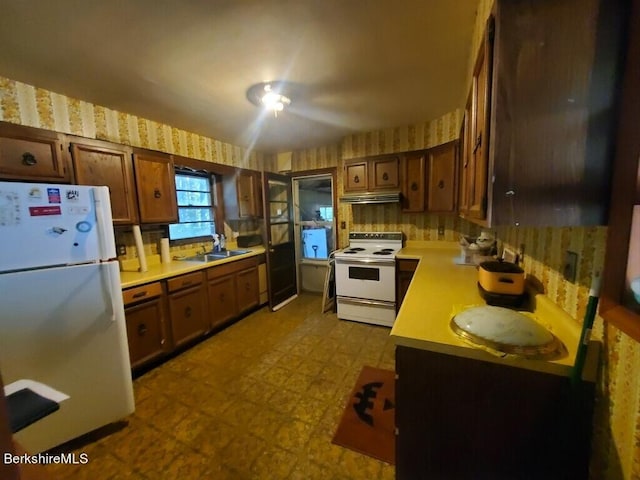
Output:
119 246 266 289
391 241 597 380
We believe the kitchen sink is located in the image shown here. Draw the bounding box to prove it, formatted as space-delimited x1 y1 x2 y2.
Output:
185 250 251 262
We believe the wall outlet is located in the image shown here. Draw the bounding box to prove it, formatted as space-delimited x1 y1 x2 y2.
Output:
340 221 346 229
564 250 578 283
116 244 127 256
437 225 445 238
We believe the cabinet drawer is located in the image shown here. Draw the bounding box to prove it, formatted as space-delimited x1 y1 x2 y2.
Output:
167 271 203 292
123 282 163 305
0 124 69 182
207 256 259 279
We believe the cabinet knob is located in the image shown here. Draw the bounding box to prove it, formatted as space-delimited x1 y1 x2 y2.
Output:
354 175 360 184
22 152 37 166
185 306 192 318
154 188 162 198
382 172 389 181
410 182 418 192
137 323 147 336
219 293 225 301
438 180 445 189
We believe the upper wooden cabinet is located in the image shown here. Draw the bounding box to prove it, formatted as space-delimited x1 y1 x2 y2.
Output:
132 150 178 224
69 138 138 225
0 122 70 183
344 155 401 193
401 142 458 213
427 142 458 213
462 0 625 227
223 168 262 219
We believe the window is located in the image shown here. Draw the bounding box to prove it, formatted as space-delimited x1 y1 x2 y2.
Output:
169 172 216 241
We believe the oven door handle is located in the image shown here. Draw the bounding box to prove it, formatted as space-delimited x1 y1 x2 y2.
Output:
337 297 395 308
335 258 396 267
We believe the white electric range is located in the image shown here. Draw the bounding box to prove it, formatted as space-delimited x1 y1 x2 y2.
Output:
334 232 403 327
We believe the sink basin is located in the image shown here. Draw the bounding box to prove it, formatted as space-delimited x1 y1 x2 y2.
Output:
185 250 251 262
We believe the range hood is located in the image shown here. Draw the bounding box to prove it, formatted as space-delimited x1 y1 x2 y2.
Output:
339 191 402 204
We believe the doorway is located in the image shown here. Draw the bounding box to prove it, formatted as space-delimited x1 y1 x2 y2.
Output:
292 171 337 293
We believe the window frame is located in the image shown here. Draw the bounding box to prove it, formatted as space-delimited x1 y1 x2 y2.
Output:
169 169 217 242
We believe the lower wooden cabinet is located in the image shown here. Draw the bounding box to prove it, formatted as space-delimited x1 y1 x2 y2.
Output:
396 259 419 310
167 272 208 348
208 274 237 328
207 256 260 328
395 346 595 479
122 282 169 369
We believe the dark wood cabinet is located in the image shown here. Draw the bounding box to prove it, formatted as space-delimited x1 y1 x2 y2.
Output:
223 168 262 219
458 95 472 216
427 142 458 213
69 138 138 225
0 122 70 183
395 345 595 479
396 259 419 310
123 282 169 369
369 156 400 190
401 152 426 212
344 161 368 193
463 0 625 227
132 150 178 224
236 266 260 314
207 256 260 328
167 272 208 348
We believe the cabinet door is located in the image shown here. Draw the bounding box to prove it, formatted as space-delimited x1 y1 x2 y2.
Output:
208 274 237 328
236 267 259 314
370 156 400 190
458 96 472 215
467 21 494 221
0 123 70 182
427 142 458 213
125 298 168 369
168 284 207 348
402 152 426 212
344 162 368 192
396 259 418 310
237 170 257 217
70 140 138 225
133 152 178 224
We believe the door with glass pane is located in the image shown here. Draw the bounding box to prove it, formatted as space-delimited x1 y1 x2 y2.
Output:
263 172 297 310
293 174 336 293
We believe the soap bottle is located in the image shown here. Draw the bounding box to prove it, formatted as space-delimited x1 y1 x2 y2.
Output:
219 233 226 251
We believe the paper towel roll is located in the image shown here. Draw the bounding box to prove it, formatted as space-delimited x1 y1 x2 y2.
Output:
132 225 148 272
160 237 171 264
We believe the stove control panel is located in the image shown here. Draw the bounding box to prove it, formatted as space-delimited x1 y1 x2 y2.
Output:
348 232 403 241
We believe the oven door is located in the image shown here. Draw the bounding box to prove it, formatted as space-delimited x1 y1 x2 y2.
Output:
334 257 396 302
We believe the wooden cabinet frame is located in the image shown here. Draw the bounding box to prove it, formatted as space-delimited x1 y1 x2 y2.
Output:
601 0 640 341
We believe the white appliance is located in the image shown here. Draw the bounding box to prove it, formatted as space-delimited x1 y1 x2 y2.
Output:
334 232 403 327
0 181 134 453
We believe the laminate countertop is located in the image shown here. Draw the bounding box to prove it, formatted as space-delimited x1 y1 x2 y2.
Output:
119 246 266 289
391 241 597 380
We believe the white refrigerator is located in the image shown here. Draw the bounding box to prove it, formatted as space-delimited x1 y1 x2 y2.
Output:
0 181 134 453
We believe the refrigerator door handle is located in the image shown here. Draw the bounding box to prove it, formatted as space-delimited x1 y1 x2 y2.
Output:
93 187 116 261
101 262 121 322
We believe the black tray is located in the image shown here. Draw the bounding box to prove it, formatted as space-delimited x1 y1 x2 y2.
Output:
477 282 526 307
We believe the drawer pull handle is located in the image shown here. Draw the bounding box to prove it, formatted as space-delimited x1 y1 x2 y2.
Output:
382 172 389 181
137 324 147 336
438 180 445 189
132 291 147 299
22 152 37 166
154 188 162 198
185 306 192 318
410 182 418 192
354 175 360 184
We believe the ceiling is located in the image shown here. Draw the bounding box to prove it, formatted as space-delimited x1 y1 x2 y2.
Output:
0 1 478 153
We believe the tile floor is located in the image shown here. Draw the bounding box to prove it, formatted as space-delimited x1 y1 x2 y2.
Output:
45 294 397 479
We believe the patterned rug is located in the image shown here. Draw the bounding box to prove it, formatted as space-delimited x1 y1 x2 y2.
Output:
332 366 395 464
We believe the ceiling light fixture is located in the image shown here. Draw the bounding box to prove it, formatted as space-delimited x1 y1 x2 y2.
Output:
247 81 293 118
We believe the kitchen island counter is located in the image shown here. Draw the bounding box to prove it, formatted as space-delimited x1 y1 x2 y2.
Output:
391 241 595 379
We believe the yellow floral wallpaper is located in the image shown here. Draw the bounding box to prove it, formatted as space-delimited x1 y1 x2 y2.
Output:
0 76 269 171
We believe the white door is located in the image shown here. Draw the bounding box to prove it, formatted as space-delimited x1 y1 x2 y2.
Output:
0 261 134 453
